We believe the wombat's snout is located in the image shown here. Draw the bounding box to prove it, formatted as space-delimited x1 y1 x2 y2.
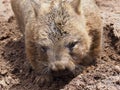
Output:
49 60 75 72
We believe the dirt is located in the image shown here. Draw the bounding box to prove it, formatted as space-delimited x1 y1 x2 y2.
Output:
0 0 120 90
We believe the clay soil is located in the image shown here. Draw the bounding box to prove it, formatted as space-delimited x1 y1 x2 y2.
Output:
0 0 120 90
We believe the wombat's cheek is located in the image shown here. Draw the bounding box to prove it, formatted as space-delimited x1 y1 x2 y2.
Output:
71 50 88 64
71 55 83 64
71 50 84 63
72 45 88 61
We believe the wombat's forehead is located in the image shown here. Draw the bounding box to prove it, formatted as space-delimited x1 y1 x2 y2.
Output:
36 0 80 43
40 15 79 43
41 0 72 4
38 0 76 26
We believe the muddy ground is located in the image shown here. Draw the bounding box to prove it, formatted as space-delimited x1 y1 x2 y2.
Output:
0 0 120 90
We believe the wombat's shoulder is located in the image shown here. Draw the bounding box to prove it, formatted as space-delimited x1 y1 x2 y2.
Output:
81 0 102 30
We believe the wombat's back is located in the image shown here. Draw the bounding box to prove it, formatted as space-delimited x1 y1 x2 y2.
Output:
11 0 36 33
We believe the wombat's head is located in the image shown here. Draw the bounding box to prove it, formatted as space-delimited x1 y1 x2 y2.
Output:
31 0 91 72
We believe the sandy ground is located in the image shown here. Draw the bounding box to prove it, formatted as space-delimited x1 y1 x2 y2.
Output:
0 0 120 90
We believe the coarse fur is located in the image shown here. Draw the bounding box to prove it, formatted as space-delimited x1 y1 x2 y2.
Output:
11 0 103 84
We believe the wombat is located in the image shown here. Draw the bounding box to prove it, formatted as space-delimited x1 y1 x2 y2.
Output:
11 0 102 84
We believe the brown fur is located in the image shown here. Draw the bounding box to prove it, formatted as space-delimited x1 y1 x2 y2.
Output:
11 0 102 84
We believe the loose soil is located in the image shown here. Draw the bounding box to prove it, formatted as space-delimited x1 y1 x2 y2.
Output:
0 0 120 90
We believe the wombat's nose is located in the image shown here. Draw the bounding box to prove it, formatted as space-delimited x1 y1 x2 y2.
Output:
50 62 65 71
49 61 75 72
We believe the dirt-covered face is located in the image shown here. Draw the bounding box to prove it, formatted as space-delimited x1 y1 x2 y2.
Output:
36 15 91 72
32 0 91 72
47 34 91 71
37 28 91 72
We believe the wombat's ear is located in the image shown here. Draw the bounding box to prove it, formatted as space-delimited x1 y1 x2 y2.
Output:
70 0 81 15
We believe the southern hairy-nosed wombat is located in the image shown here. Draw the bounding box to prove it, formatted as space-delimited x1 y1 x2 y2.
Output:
11 0 102 84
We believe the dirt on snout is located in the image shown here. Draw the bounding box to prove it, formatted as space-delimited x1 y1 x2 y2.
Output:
0 0 120 90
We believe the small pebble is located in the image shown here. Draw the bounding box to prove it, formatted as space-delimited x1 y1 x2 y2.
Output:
0 69 7 75
114 66 120 73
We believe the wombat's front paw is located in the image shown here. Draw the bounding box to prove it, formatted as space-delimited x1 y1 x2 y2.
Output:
35 74 53 87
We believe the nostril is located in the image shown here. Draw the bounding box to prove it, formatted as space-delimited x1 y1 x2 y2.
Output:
55 63 65 70
49 63 58 71
49 61 75 72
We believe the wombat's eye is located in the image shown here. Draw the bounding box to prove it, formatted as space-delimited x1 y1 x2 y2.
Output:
41 46 48 53
67 41 78 50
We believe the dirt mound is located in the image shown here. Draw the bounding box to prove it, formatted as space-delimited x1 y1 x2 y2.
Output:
0 0 120 90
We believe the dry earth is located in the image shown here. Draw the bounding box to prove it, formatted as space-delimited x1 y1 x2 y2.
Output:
0 0 120 90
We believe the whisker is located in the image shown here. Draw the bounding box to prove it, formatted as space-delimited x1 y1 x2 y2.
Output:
41 67 50 75
40 62 49 67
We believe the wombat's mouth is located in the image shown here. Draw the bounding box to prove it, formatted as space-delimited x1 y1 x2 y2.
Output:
50 65 83 78
50 69 75 77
